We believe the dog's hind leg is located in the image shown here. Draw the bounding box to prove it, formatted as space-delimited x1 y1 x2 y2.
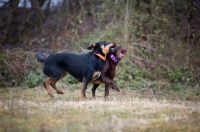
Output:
50 71 67 94
50 79 63 94
91 84 99 98
43 78 54 97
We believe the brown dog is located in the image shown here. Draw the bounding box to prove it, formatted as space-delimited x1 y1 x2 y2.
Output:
90 46 127 100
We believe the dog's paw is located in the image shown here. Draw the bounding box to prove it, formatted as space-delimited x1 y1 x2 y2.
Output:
79 95 87 101
78 95 84 101
57 90 64 94
48 93 54 97
104 96 109 101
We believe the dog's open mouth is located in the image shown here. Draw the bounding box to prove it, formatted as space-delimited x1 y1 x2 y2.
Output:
120 48 127 58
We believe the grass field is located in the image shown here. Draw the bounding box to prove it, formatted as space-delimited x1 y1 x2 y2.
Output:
0 83 200 132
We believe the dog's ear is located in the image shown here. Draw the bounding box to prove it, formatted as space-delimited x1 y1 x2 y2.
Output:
87 43 97 50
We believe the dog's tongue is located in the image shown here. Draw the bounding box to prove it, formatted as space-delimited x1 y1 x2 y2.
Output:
120 48 127 58
120 53 125 58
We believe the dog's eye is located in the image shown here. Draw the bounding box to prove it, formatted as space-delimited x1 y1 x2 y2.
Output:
110 45 116 48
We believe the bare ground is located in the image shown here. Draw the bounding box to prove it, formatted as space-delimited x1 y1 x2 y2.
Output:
0 83 200 132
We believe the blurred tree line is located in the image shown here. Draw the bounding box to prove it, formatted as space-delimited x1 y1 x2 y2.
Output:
0 0 92 46
0 0 199 46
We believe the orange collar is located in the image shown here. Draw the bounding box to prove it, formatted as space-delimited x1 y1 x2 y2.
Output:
94 53 106 61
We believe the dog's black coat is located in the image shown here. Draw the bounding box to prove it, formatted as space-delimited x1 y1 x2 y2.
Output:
37 42 116 99
38 52 104 81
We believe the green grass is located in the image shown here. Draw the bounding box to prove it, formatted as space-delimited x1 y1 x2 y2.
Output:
0 83 200 132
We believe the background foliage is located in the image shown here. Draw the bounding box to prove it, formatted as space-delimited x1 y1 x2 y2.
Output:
0 0 199 91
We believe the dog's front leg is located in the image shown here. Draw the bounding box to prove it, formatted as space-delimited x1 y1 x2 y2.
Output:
104 84 110 101
101 77 120 92
79 77 90 101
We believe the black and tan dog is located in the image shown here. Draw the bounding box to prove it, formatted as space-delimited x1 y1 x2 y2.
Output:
37 42 116 100
90 46 127 100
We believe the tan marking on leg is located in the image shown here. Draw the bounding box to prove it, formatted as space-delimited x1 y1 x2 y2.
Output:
90 79 104 84
79 78 85 101
50 79 63 94
44 78 54 97
60 71 67 79
50 71 67 94
92 71 101 79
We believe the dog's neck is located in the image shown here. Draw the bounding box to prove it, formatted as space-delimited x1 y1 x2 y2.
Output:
110 54 118 64
93 53 106 61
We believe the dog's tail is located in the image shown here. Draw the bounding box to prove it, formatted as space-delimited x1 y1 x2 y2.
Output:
37 50 46 62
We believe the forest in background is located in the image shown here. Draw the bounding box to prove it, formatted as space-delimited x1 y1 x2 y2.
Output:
0 0 200 94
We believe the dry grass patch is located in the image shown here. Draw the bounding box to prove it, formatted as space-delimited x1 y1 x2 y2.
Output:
0 86 200 132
